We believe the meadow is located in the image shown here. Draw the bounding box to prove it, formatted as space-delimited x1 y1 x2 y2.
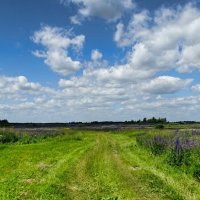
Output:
1 127 200 199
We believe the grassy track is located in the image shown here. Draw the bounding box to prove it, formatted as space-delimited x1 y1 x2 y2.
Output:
0 130 200 199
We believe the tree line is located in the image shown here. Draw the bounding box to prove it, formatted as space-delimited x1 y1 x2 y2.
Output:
0 119 10 127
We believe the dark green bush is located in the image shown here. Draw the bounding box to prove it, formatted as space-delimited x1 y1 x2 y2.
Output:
0 130 19 143
193 166 200 182
0 119 10 127
150 141 166 155
168 148 185 166
155 124 165 129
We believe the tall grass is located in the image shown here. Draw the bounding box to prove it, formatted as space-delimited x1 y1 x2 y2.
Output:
0 128 86 144
0 128 65 144
136 129 200 178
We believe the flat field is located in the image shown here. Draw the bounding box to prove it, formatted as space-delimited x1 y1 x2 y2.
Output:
1 128 200 199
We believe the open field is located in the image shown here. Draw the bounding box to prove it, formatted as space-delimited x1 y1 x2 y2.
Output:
1 128 200 199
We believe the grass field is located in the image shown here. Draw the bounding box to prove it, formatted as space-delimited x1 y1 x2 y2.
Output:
1 128 200 199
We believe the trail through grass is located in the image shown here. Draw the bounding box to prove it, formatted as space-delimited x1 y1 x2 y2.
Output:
1 129 200 199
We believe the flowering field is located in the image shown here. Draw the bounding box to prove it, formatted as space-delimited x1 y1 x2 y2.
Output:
1 128 200 199
136 129 200 169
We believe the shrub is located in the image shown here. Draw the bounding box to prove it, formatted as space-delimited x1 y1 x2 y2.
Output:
0 119 10 127
155 124 165 129
193 166 200 182
0 130 19 143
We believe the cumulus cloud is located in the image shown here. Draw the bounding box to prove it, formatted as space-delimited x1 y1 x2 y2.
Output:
60 0 135 24
85 64 154 83
57 72 192 118
32 26 85 76
0 75 64 121
55 72 200 121
192 84 200 93
0 73 198 122
141 76 192 94
114 3 200 74
114 10 150 47
0 75 55 99
0 76 40 95
4 3 200 122
91 49 103 61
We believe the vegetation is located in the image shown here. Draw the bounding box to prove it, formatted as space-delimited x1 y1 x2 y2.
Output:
136 129 200 165
0 128 64 144
68 117 168 126
0 119 10 127
1 128 200 199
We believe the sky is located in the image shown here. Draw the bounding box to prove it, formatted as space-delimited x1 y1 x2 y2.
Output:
1 0 200 122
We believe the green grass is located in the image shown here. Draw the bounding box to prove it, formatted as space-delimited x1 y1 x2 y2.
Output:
1 129 200 199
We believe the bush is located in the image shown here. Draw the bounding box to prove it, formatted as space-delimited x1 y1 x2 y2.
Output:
155 124 165 129
193 166 200 182
0 130 19 143
0 119 10 127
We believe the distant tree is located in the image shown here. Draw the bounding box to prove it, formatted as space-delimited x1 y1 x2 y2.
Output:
143 118 147 123
146 117 167 124
0 119 10 127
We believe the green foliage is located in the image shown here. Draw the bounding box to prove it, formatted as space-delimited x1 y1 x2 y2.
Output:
0 119 10 127
193 166 200 182
136 133 167 155
136 129 200 168
167 147 192 167
143 117 167 124
155 124 165 129
168 147 185 166
0 128 66 144
1 129 200 199
0 130 18 143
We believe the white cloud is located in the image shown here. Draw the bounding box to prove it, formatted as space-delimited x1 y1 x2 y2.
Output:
32 26 85 76
114 3 200 74
61 0 135 24
86 64 154 83
0 73 198 122
141 76 192 94
55 72 200 121
0 76 40 95
0 75 56 99
178 44 200 73
4 3 200 122
91 49 103 61
70 15 82 25
192 84 200 93
114 10 150 47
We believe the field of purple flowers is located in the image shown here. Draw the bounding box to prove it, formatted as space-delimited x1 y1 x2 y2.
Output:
136 129 200 181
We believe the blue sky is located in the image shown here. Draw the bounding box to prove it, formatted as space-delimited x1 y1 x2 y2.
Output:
1 0 200 122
